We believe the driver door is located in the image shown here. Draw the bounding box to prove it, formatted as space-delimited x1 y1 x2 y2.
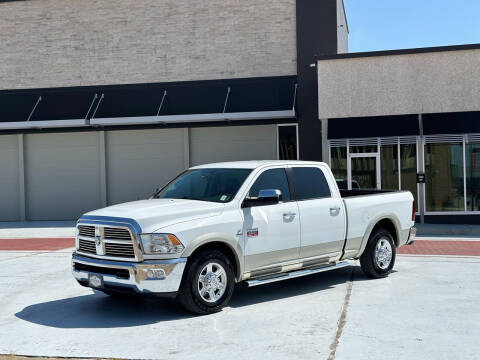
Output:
242 167 300 272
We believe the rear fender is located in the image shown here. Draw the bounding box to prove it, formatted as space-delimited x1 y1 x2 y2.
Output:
356 214 401 258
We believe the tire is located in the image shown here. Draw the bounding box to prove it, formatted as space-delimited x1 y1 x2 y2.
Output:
360 228 396 279
177 250 235 315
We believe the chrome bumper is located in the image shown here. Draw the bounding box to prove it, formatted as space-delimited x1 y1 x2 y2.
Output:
72 252 187 294
407 227 416 245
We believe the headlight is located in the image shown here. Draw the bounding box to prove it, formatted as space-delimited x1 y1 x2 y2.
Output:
140 233 184 255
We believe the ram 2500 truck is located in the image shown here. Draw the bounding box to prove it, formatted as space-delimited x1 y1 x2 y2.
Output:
72 161 416 314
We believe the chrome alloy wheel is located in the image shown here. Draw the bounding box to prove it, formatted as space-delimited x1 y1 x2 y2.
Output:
197 262 227 303
375 237 393 270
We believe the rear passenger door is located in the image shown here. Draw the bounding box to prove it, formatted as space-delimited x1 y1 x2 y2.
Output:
290 166 346 259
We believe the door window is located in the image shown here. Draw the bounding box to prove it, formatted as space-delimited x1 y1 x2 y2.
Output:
291 167 331 200
249 168 291 202
351 157 378 189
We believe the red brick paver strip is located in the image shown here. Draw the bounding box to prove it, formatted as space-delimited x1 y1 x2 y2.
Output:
0 237 75 251
398 240 480 256
1 237 479 255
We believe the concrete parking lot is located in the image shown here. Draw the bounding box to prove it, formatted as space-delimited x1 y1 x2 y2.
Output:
0 230 479 360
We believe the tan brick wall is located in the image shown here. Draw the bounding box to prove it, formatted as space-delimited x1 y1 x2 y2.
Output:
0 0 297 90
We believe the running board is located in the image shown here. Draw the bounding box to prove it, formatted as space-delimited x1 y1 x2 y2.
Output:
246 260 351 287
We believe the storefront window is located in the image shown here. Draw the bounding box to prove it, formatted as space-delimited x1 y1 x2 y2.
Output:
466 143 480 211
400 143 418 209
425 143 464 211
278 125 298 160
381 145 399 190
330 147 347 188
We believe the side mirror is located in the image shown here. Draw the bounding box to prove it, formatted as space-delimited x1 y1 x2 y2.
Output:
242 189 282 208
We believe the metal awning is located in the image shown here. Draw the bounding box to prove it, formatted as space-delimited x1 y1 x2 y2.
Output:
90 110 295 126
0 76 297 131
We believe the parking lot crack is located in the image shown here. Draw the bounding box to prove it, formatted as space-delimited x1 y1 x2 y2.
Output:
327 267 354 360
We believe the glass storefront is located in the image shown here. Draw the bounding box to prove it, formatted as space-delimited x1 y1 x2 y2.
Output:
329 135 480 214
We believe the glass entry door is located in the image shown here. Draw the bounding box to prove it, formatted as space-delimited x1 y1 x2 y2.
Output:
348 154 380 190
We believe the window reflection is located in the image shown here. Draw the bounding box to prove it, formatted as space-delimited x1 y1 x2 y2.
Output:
400 144 418 210
381 145 399 190
425 143 464 211
466 143 480 211
331 147 347 188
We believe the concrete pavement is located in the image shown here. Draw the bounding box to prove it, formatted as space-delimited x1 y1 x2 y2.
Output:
1 249 479 360
1 222 479 359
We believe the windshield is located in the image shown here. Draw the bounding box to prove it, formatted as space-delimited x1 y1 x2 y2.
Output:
154 168 252 203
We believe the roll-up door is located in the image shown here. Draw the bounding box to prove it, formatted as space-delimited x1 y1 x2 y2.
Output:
24 132 102 220
106 129 186 205
0 135 20 221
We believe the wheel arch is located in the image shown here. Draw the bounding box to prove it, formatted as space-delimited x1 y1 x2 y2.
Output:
182 234 244 282
358 214 401 257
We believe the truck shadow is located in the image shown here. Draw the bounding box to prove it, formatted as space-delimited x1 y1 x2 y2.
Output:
230 266 368 308
15 266 371 329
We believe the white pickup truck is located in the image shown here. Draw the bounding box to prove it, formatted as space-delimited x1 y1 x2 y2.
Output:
72 161 416 314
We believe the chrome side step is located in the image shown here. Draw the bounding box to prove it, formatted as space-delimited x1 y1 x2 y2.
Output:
246 260 351 287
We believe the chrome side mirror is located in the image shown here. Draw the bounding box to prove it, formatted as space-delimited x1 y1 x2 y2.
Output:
242 189 282 208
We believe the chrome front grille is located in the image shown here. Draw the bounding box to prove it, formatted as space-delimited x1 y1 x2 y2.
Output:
78 225 95 237
78 239 96 254
105 242 135 258
104 227 131 240
76 224 137 260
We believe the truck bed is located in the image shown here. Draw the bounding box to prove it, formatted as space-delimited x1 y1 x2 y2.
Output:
339 189 399 198
340 189 414 258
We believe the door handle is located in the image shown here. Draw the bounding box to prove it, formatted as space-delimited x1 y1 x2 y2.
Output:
283 211 296 218
330 207 341 216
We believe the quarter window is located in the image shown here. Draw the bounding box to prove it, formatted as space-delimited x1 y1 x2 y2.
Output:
249 168 291 202
291 167 331 200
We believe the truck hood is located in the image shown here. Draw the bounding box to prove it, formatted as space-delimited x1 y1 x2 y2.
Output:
84 199 224 233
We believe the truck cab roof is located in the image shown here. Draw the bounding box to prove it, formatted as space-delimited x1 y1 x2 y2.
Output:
190 160 327 170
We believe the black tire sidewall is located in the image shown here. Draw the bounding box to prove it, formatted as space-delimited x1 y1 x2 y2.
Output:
361 229 396 278
370 230 396 275
179 250 235 314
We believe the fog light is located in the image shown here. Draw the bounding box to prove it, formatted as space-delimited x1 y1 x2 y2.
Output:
146 269 166 279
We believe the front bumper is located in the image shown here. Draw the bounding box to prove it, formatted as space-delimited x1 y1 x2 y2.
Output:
72 252 187 295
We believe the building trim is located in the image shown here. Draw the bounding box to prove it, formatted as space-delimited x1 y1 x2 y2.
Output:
316 43 480 61
0 119 86 130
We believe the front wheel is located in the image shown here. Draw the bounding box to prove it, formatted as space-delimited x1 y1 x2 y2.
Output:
360 228 396 278
177 250 235 315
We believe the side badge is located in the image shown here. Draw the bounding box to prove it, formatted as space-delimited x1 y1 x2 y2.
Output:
247 228 259 237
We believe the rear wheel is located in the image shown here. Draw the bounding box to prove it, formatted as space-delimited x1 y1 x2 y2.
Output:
360 228 396 278
177 250 235 315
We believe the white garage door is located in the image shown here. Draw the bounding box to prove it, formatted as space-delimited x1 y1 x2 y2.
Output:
106 129 186 205
24 132 102 220
0 135 20 221
190 125 277 166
